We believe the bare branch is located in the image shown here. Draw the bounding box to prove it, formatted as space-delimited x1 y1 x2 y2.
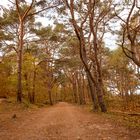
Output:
22 0 35 20
126 0 136 43
15 0 21 19
27 3 60 18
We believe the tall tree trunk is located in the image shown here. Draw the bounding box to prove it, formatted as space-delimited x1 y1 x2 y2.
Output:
80 34 100 110
17 20 24 102
80 43 98 109
93 43 107 112
74 30 99 110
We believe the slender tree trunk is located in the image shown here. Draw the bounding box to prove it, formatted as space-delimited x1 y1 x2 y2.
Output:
70 74 77 103
49 92 53 105
17 20 24 102
77 73 85 105
82 73 86 104
24 73 32 102
72 82 78 103
77 78 82 105
48 88 53 105
63 85 67 101
32 68 36 103
55 91 58 103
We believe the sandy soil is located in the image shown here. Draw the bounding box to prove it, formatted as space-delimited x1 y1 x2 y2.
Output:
0 102 139 140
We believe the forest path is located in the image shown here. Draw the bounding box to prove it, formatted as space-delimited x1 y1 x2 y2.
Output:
0 102 139 140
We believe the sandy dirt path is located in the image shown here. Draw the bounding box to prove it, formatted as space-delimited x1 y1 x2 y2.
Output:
0 102 139 140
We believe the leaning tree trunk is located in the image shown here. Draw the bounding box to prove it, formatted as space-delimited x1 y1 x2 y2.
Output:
79 35 99 110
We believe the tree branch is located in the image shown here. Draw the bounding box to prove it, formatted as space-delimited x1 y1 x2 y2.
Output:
22 0 35 20
27 3 60 18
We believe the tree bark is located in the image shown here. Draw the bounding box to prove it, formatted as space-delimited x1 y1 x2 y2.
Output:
32 68 36 103
94 44 107 112
17 20 24 102
81 72 86 104
77 73 85 105
48 88 53 105
24 73 32 103
72 82 78 103
87 74 98 110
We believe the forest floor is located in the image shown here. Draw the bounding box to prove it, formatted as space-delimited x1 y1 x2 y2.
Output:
0 101 140 140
